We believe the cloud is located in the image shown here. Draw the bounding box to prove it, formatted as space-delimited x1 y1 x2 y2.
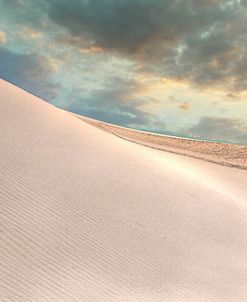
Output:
3 0 26 6
2 0 247 92
47 0 247 92
49 0 176 53
0 0 49 31
0 47 60 100
48 0 225 52
184 116 247 145
67 77 165 130
0 31 7 43
178 102 190 111
79 46 104 55
19 27 43 40
226 93 236 99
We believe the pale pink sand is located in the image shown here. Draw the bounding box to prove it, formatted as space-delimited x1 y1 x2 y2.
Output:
1 79 247 302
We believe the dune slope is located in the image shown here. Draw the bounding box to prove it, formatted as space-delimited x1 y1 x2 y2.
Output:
1 79 247 302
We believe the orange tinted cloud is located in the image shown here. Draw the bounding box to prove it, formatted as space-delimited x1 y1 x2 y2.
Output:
0 31 7 43
79 46 104 54
20 27 42 39
178 102 190 111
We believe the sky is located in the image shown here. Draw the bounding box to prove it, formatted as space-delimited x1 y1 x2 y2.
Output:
0 0 247 145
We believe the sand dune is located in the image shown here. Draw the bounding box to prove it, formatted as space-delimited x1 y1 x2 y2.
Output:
1 79 247 302
76 115 247 170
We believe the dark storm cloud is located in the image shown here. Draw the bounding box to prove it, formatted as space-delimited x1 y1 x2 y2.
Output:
67 77 164 129
48 0 181 52
185 116 247 145
46 0 247 92
0 47 60 100
48 0 227 52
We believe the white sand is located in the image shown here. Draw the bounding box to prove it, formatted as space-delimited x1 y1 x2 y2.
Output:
1 79 247 302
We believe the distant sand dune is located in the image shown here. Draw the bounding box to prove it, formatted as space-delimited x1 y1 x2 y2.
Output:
75 115 247 170
1 79 247 301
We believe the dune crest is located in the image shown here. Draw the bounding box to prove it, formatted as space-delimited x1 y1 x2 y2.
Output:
76 115 247 170
1 79 247 302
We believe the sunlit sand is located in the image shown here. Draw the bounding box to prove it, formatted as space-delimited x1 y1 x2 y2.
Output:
1 79 247 301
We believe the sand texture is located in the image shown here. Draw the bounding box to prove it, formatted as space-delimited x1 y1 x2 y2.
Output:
76 115 247 170
1 79 247 302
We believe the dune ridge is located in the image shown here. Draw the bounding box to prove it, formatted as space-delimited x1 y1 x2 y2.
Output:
75 115 247 170
1 79 247 301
